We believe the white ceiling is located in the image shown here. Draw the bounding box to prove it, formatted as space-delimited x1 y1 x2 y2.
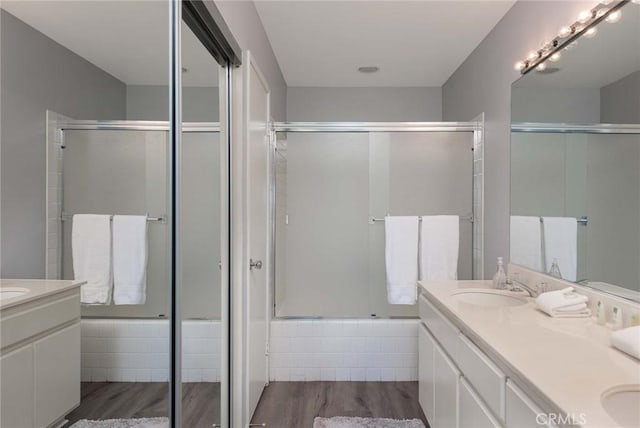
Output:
515 3 640 89
1 0 219 87
254 0 515 87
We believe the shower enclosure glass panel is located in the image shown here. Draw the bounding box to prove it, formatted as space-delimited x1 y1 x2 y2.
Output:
275 131 474 318
62 129 170 318
60 129 222 320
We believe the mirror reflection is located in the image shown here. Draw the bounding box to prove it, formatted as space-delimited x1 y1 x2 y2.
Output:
511 1 640 301
0 1 224 426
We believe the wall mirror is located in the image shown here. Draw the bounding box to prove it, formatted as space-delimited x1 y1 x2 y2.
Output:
510 0 640 302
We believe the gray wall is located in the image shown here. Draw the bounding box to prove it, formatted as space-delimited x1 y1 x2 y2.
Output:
286 87 442 122
216 0 287 121
0 10 126 278
601 71 640 124
512 87 601 123
126 85 220 122
442 1 593 277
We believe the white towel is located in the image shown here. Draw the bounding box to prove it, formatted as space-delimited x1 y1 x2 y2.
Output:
420 215 459 281
536 287 591 317
385 216 419 304
72 214 112 304
611 326 640 360
510 216 543 272
542 217 577 281
113 215 148 305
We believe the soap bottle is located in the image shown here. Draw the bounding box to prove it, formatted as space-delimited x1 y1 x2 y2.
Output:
549 258 563 279
493 257 507 290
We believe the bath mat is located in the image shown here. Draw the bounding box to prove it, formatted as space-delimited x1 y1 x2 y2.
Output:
70 417 169 428
313 416 426 428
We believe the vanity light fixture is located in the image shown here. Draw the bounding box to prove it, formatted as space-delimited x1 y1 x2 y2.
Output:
515 0 630 74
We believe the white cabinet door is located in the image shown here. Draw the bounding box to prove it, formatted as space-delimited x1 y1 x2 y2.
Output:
419 323 435 422
34 322 80 427
506 380 557 428
0 345 34 428
434 337 460 428
459 377 502 428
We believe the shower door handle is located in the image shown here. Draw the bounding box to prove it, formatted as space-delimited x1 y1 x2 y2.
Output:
249 259 263 270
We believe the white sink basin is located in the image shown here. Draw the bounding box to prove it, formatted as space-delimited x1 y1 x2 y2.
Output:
601 386 640 428
0 287 29 301
451 289 528 307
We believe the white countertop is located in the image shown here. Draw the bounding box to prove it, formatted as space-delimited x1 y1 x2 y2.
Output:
419 280 640 428
0 279 84 310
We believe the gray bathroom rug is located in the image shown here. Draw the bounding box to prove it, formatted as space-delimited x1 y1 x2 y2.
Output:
313 416 426 428
70 417 169 428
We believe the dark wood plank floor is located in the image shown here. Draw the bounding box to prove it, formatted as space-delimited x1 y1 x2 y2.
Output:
250 382 429 428
64 382 220 428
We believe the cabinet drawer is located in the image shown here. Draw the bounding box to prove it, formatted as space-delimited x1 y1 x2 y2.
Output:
1 294 80 350
419 293 459 360
460 377 502 428
457 333 505 423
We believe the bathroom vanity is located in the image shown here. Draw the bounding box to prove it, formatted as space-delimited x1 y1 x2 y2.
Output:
418 279 640 428
0 279 83 428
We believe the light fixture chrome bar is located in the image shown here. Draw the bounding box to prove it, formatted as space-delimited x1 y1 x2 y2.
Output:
57 120 220 132
519 0 630 74
273 121 480 133
60 213 166 223
512 122 640 134
369 215 474 224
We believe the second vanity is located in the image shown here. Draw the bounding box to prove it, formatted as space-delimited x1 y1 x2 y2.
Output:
0 279 84 428
417 278 640 428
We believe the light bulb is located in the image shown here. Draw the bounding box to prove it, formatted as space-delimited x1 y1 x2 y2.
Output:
514 61 526 71
584 27 598 38
578 10 593 23
549 52 561 62
559 26 573 38
527 51 539 61
564 41 579 51
606 10 622 23
536 62 547 72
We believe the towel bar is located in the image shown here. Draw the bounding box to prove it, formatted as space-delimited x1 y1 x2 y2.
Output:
60 213 166 223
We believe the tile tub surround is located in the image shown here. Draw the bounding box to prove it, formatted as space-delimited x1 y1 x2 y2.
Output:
80 319 220 383
419 279 640 428
269 319 419 382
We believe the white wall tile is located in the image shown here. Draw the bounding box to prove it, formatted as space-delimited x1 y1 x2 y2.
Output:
268 319 419 382
81 319 220 383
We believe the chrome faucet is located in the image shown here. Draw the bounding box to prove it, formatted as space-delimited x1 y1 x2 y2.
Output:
506 277 541 297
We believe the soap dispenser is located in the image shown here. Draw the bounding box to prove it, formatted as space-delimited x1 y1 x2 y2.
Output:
549 258 563 279
493 257 507 290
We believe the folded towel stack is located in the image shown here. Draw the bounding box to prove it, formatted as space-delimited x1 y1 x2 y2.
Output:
611 325 640 360
536 287 591 318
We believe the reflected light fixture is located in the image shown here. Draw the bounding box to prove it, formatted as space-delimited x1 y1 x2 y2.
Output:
584 27 598 38
515 0 629 74
606 10 622 22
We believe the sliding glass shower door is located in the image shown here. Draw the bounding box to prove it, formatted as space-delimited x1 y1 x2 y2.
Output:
274 130 476 318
